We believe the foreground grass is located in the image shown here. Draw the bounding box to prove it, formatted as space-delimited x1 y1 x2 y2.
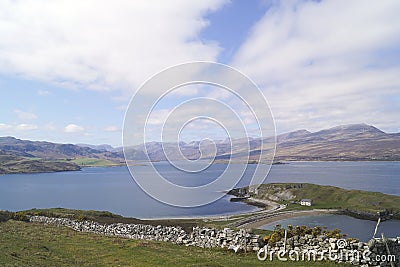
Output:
0 220 349 267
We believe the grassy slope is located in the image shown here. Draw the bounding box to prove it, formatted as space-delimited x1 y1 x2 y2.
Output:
256 183 400 215
0 220 349 267
0 155 81 174
0 155 122 174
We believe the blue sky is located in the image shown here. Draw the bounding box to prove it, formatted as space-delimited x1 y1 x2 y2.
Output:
1 0 400 146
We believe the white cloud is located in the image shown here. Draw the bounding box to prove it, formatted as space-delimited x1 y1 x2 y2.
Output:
232 0 400 133
64 124 85 133
14 109 38 121
37 90 51 96
15 123 38 131
135 96 261 143
115 105 128 111
168 86 199 97
146 109 171 125
0 123 12 130
0 0 227 94
0 123 37 132
105 125 120 132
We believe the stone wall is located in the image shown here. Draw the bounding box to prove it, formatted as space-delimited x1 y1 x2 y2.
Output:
28 216 262 252
29 216 399 266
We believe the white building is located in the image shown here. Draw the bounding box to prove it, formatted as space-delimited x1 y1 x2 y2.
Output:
248 187 259 195
300 199 313 206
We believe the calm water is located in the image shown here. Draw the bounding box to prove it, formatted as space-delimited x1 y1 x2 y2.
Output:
260 214 400 242
0 162 399 221
0 165 258 219
266 161 400 196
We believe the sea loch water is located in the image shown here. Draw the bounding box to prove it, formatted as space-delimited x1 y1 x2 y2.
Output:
260 214 400 242
0 162 399 221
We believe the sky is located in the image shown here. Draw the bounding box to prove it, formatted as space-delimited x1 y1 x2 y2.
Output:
0 0 399 146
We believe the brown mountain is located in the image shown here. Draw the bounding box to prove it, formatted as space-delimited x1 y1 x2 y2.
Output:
127 124 400 162
0 137 125 174
0 136 123 161
273 124 400 161
1 123 398 174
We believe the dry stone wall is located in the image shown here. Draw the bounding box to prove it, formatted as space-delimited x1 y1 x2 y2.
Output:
29 216 399 266
28 216 262 251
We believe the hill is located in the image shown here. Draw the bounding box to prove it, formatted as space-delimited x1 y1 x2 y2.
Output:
1 123 399 173
0 137 125 174
76 143 116 152
0 137 123 160
126 124 400 162
0 151 81 174
273 124 400 161
236 183 400 219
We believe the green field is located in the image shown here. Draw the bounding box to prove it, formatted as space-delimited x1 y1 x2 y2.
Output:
0 220 350 267
70 158 122 167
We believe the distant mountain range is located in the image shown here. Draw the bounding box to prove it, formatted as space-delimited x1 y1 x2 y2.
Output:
0 137 123 160
1 123 399 174
76 143 117 152
274 124 400 161
123 123 400 162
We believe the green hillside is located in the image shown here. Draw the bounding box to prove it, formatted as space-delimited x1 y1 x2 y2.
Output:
254 183 400 216
0 153 81 174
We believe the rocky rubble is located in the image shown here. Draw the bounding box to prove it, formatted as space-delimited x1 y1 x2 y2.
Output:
188 226 261 252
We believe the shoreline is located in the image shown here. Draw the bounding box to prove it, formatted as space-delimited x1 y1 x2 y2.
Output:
222 195 343 228
6 205 399 231
2 160 400 175
225 196 398 229
234 209 340 229
139 207 263 221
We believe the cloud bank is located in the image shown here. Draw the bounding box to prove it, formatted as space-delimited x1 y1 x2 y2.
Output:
64 124 85 133
233 0 400 133
1 0 399 143
0 0 226 93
